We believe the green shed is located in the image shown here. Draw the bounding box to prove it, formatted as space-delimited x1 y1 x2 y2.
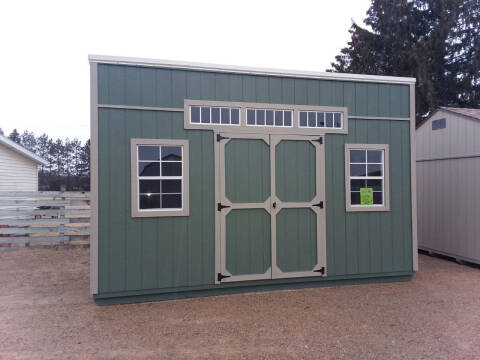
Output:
89 55 418 305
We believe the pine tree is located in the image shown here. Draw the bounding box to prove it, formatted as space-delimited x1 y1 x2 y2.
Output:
8 129 21 143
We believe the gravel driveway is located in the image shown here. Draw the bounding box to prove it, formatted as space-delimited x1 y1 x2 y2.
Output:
0 249 479 359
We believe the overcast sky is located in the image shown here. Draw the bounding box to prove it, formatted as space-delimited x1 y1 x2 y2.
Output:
0 0 370 141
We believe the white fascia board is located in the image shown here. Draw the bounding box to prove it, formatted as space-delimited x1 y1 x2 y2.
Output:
88 54 416 85
0 135 49 166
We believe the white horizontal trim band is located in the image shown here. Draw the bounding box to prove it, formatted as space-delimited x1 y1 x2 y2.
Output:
89 54 416 85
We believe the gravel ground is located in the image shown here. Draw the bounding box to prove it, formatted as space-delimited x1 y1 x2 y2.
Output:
0 249 479 359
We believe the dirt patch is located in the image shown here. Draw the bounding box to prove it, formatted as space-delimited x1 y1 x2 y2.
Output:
0 249 479 359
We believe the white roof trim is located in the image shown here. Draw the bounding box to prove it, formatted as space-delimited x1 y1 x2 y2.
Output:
89 54 416 85
0 134 48 166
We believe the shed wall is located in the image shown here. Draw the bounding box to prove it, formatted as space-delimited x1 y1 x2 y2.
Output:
95 64 413 297
0 144 39 191
416 110 480 264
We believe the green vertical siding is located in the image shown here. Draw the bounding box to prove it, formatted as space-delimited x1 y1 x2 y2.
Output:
96 64 413 297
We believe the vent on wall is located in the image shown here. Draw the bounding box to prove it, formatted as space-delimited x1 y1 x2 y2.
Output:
432 118 446 130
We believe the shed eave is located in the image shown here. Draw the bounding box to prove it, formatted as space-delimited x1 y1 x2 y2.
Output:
0 135 48 166
88 54 417 85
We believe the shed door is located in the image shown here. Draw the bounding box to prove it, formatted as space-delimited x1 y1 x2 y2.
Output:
215 133 326 283
271 135 326 279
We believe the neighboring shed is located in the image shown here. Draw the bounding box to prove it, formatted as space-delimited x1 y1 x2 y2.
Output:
0 134 48 191
89 55 418 305
416 107 480 265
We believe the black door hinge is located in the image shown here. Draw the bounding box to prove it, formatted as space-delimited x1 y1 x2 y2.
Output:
312 201 324 209
314 136 323 144
216 134 230 142
217 273 231 282
217 202 231 211
314 267 325 275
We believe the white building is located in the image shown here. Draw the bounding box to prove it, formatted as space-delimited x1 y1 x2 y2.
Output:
0 134 48 191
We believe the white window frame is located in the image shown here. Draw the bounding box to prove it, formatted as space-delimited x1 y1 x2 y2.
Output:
130 138 189 217
189 105 241 126
245 108 294 128
345 143 390 212
298 111 343 129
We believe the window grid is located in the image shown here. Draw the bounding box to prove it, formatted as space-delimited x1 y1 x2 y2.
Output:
349 149 384 207
137 145 184 211
246 108 293 127
298 111 343 129
190 106 240 126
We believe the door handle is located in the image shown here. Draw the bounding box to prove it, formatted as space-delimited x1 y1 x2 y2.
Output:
272 202 276 208
312 201 324 209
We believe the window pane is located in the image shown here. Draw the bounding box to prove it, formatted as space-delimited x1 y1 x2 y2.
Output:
299 112 307 127
367 164 382 177
373 192 383 205
317 112 325 127
162 162 182 176
162 194 182 208
211 107 220 124
284 111 292 126
367 179 383 191
161 179 181 193
191 106 200 123
138 162 160 176
138 146 160 161
350 164 366 177
221 108 230 124
256 109 265 125
161 146 182 161
351 192 360 205
231 108 240 124
140 194 161 209
334 113 342 128
308 112 316 127
326 113 334 127
201 107 210 123
247 109 255 125
266 110 274 125
350 150 366 163
351 179 366 191
140 180 160 194
275 111 283 126
367 150 382 163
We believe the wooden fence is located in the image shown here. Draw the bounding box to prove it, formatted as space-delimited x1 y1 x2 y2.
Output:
0 191 90 249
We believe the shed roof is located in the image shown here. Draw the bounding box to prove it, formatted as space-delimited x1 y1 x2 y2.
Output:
89 54 416 85
0 134 48 166
439 107 480 121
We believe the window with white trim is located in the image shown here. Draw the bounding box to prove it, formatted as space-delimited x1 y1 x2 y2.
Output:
345 144 390 211
131 139 189 217
299 111 343 129
246 109 293 127
190 106 240 125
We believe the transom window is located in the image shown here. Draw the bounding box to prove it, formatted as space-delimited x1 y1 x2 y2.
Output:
190 106 240 126
246 109 293 127
345 144 390 212
131 139 189 217
299 111 343 129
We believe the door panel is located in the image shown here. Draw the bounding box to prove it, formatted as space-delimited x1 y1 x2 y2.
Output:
276 208 317 272
275 140 316 202
225 139 270 203
226 209 271 276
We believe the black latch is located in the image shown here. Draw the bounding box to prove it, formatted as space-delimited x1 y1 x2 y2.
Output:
314 136 323 144
312 201 324 209
216 134 230 142
217 273 231 282
272 202 277 208
217 202 231 211
314 267 325 275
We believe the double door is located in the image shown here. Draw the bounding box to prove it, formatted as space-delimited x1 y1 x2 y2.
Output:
214 132 326 283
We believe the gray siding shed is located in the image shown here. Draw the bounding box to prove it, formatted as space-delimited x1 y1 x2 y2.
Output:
416 107 480 264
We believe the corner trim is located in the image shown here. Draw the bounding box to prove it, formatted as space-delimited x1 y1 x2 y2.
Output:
90 62 99 295
410 83 418 271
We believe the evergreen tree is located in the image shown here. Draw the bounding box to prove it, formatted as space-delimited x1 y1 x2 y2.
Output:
8 129 21 143
0 128 4 135
330 0 480 123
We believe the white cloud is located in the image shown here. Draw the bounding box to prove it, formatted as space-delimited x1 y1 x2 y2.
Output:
0 0 369 141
